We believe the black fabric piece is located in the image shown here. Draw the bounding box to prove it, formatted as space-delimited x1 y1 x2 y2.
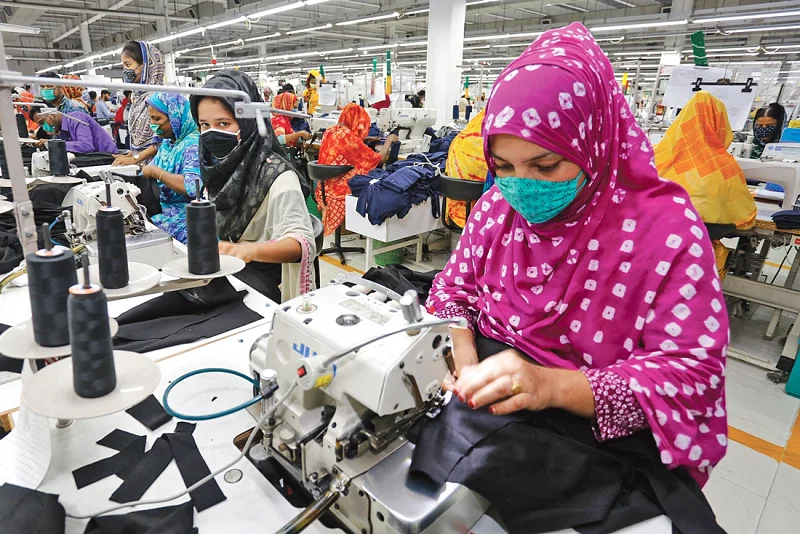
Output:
109 436 172 504
362 265 440 302
0 483 65 534
113 278 262 353
174 421 196 434
233 260 282 302
409 336 723 534
72 435 146 489
0 323 23 374
119 173 162 217
96 429 143 451
83 500 196 534
70 152 116 168
165 431 227 512
125 394 172 431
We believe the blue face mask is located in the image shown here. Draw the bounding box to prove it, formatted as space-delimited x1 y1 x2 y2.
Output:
754 124 777 142
495 170 585 224
40 88 55 102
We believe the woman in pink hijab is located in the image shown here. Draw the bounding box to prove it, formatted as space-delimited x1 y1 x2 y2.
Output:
428 22 728 486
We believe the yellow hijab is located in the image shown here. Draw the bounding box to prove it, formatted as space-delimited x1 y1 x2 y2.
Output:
444 109 488 228
654 91 756 229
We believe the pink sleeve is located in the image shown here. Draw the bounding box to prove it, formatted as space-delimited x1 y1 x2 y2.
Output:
583 368 649 440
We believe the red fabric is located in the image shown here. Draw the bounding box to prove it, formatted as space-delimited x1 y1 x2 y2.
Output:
372 96 391 110
315 103 381 235
115 97 129 126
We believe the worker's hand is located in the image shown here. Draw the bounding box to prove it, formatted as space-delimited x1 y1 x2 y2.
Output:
297 131 312 141
453 349 556 415
112 153 136 166
385 134 400 144
218 241 255 263
140 164 160 179
34 139 48 148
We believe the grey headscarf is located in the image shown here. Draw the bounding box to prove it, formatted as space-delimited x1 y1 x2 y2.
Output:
189 70 291 242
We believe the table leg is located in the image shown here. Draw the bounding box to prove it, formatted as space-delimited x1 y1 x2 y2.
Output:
416 235 423 263
365 238 374 270
765 309 781 341
766 244 800 340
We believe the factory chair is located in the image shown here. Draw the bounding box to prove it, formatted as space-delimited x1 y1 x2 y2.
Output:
309 214 324 289
307 161 364 265
438 175 486 233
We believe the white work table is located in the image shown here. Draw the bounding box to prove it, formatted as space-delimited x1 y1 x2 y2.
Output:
0 272 670 534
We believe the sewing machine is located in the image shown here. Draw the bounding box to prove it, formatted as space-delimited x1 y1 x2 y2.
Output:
32 149 139 178
63 180 175 269
737 145 800 215
728 142 753 158
376 108 438 154
308 113 340 134
249 279 490 533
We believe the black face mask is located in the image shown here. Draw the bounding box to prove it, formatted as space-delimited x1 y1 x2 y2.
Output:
201 128 240 160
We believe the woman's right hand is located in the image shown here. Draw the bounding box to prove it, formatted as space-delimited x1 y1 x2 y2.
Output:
385 134 400 145
112 153 136 166
443 326 479 392
296 131 312 141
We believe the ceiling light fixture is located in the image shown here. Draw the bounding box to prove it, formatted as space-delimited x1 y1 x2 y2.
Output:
405 8 429 15
285 23 332 35
357 43 399 51
244 32 282 42
547 3 589 13
178 39 243 54
249 1 305 18
206 16 247 30
398 41 427 47
336 12 399 25
721 23 800 34
692 9 800 24
590 19 688 32
150 27 205 44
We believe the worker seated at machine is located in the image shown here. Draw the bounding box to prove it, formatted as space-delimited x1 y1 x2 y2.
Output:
34 107 118 154
141 92 200 245
37 71 90 116
190 70 316 303
427 23 728 527
315 102 399 236
443 109 488 229
751 103 786 160
271 92 311 147
27 104 52 140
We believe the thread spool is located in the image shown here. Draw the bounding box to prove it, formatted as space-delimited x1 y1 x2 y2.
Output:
48 139 70 176
15 113 27 139
186 178 220 275
68 261 116 398
452 104 459 121
27 223 78 347
465 105 473 122
97 182 129 289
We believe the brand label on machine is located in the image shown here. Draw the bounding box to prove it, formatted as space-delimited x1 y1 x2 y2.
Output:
339 298 391 326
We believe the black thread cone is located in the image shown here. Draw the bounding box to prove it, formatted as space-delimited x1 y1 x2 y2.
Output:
186 202 220 275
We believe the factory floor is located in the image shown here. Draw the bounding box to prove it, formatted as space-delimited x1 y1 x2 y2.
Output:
316 234 800 534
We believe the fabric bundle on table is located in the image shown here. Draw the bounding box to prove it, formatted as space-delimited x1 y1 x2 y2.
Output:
349 157 442 225
772 209 800 229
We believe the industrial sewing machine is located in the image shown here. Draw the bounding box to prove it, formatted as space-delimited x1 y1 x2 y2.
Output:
31 150 74 177
737 144 800 216
728 142 753 158
376 108 438 154
62 179 174 269
249 279 490 534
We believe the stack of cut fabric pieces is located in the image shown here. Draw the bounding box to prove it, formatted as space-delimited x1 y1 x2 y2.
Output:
772 209 800 230
348 152 448 226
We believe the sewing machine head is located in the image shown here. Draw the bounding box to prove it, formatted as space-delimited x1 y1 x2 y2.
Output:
68 180 143 237
31 150 75 177
376 108 438 139
737 155 800 213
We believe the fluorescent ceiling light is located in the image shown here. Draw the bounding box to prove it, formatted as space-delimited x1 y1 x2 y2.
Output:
397 61 428 65
285 23 332 35
590 19 688 32
465 30 545 42
357 43 399 51
609 0 636 7
405 8 429 15
244 32 281 42
250 1 305 18
323 48 354 54
491 43 529 49
37 65 63 73
398 50 427 55
0 23 40 35
615 50 672 56
323 54 361 59
398 41 427 47
722 24 800 34
547 3 588 13
692 9 800 24
206 16 247 30
518 8 548 16
464 45 492 50
178 39 242 54
467 0 500 5
336 12 399 26
150 27 205 44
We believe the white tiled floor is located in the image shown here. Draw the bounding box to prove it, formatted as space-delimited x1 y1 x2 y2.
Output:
317 250 800 534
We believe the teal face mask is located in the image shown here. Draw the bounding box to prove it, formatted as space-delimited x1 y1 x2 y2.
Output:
40 88 55 102
495 170 585 224
149 123 164 135
41 122 54 133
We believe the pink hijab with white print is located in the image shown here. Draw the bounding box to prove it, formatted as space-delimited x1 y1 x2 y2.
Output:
429 23 728 482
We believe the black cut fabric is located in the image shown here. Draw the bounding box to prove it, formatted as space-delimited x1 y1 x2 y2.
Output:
83 500 196 534
118 173 162 217
70 153 116 168
125 394 173 431
0 483 65 534
96 429 143 451
112 277 262 353
409 336 723 534
72 434 146 489
164 431 227 511
174 421 196 434
0 323 23 374
362 265 440 302
233 260 282 302
109 436 173 503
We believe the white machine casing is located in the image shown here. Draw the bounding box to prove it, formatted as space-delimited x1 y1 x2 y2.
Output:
249 281 489 533
70 180 142 235
376 108 438 154
737 143 800 214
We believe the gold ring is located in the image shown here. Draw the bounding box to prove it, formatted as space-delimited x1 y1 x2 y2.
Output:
510 379 523 396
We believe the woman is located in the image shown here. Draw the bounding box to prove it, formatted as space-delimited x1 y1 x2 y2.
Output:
271 92 311 147
113 40 164 166
314 103 398 236
190 70 315 303
141 93 199 244
429 22 728 494
655 91 756 230
302 70 320 115
444 109 488 229
750 102 786 159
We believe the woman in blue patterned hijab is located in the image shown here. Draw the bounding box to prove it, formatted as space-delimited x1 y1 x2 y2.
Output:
142 92 200 244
